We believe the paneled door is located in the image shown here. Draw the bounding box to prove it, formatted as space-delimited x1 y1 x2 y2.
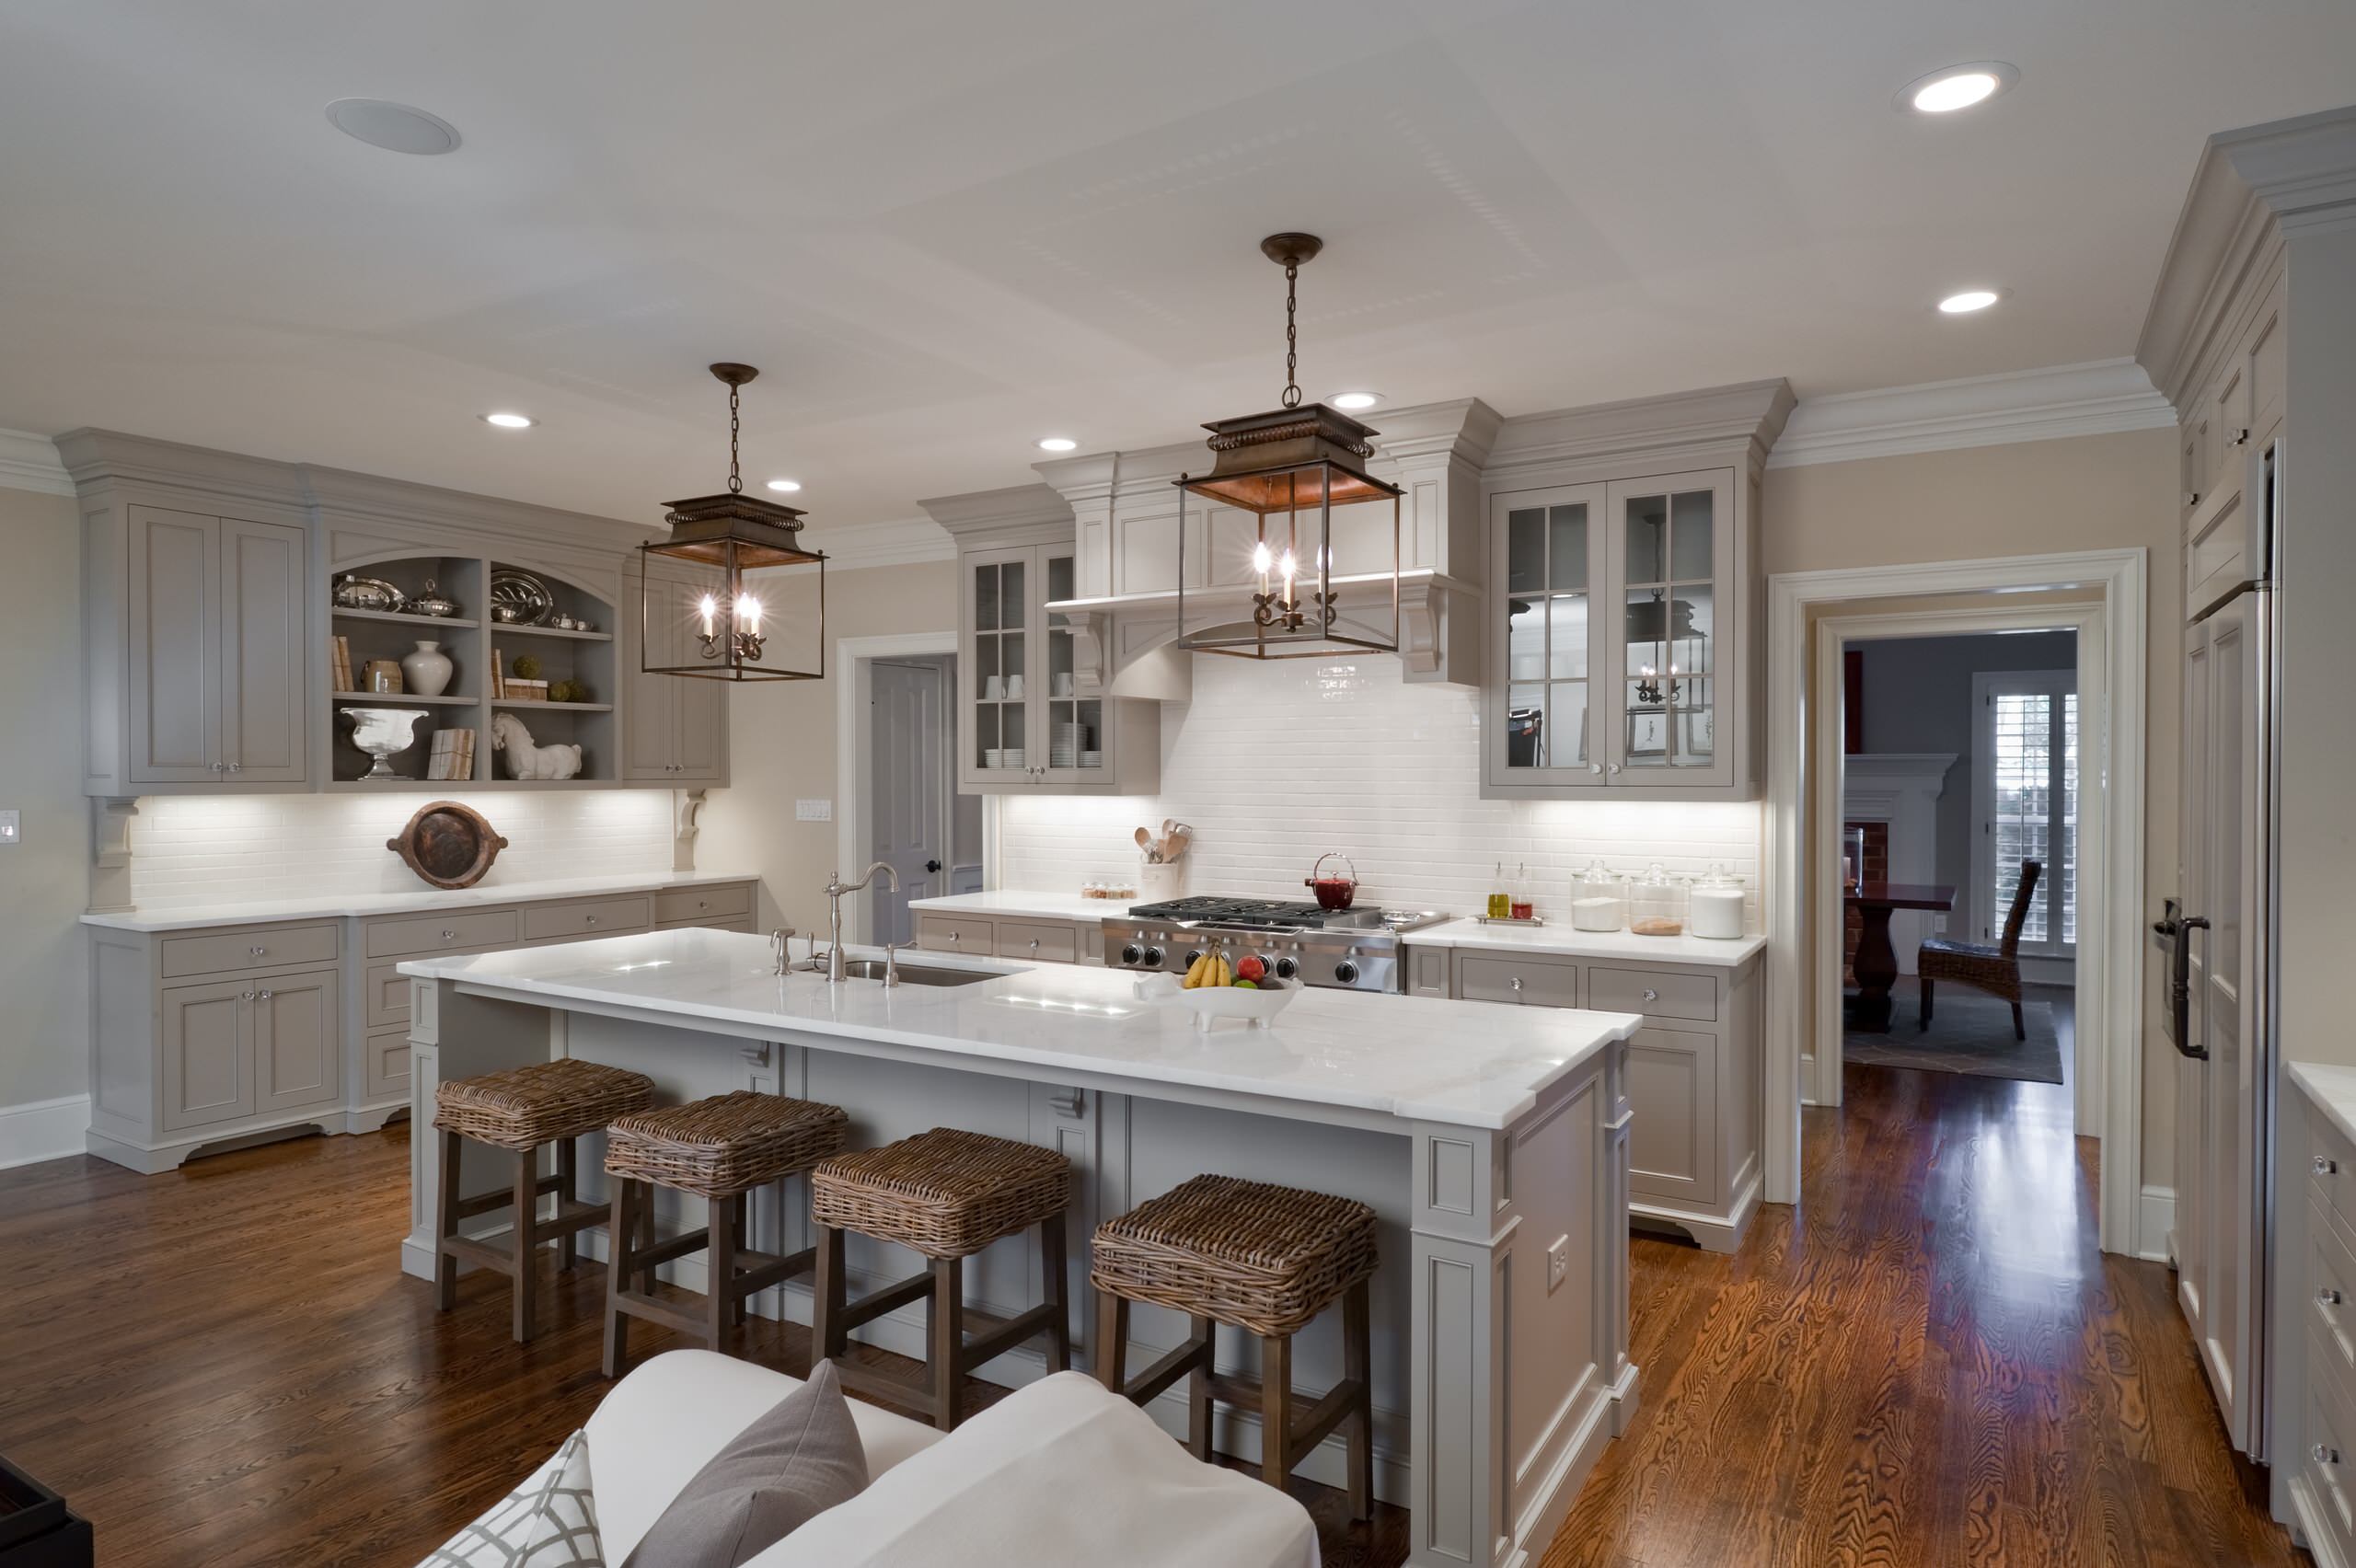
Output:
127 505 222 782
960 545 1034 789
868 658 948 946
1487 484 1607 789
1605 471 1735 790
217 517 308 782
254 968 341 1113
159 978 255 1133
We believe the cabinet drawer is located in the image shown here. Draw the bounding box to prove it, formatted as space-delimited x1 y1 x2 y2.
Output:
2311 1198 2356 1389
161 922 340 979
1455 953 1579 1009
2315 1113 2356 1239
697 916 756 933
916 915 993 955
2299 1339 2356 1566
1588 965 1718 1023
998 919 1079 963
524 895 652 942
367 908 520 960
365 1028 412 1102
655 883 753 925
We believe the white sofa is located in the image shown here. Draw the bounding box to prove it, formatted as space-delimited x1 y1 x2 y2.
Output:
579 1351 1320 1567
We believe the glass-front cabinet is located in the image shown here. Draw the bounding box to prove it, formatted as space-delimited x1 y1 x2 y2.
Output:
961 542 1154 794
1485 468 1741 797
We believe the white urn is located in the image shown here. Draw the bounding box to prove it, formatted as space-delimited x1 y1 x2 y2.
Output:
400 640 454 698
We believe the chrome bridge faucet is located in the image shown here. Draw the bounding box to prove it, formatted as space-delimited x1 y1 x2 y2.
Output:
823 862 900 984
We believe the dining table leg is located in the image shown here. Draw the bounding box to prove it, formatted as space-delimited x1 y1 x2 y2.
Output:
1849 904 1900 1032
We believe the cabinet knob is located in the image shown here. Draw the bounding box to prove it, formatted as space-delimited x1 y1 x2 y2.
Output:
2319 1156 2339 1176
1029 940 1041 953
1609 762 1623 775
2230 428 2250 447
442 929 459 940
1644 988 1659 1002
584 916 597 926
1589 763 1602 775
249 945 268 956
1510 975 1523 993
2322 1287 2344 1308
698 900 709 910
241 990 256 1001
2318 1444 2341 1467
257 989 272 1002
949 932 961 945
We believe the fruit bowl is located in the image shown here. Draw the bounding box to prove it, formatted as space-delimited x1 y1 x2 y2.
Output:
1170 980 1299 1032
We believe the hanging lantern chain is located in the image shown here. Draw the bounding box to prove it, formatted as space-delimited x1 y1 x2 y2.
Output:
1282 259 1301 409
725 379 743 494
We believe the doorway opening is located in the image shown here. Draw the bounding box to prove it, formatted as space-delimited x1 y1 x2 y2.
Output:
1837 629 2079 1102
835 632 979 948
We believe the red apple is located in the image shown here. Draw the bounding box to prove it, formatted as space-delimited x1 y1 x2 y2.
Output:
1235 954 1267 984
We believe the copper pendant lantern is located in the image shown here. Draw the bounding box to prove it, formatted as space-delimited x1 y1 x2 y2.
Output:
1173 235 1403 660
640 363 826 682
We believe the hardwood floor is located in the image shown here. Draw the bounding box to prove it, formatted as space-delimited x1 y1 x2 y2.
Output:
0 1060 2304 1567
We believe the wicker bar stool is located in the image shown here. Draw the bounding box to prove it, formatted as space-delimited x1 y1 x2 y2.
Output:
601 1090 849 1378
1091 1174 1379 1517
433 1056 654 1343
809 1126 1073 1430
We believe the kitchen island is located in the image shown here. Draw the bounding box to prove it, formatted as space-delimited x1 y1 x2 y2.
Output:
399 928 1639 1568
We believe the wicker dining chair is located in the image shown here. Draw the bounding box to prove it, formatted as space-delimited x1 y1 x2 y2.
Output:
1917 859 2042 1040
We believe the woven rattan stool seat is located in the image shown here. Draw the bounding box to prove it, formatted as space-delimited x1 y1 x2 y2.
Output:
1091 1174 1379 1337
604 1090 849 1200
434 1058 653 1152
811 1127 1071 1260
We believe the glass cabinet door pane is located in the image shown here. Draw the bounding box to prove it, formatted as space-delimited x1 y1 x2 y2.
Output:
1545 594 1588 679
1669 491 1714 580
1548 505 1588 592
1507 594 1545 683
1625 496 1668 583
1550 681 1588 767
1001 559 1026 628
1507 509 1544 594
1677 584 1714 677
1047 554 1074 604
975 563 1000 632
1506 683 1547 768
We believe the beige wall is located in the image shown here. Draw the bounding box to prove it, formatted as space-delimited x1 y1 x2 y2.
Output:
1766 426 2183 1190
701 559 959 936
0 486 92 1111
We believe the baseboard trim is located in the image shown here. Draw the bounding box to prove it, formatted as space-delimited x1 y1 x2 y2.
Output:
0 1094 94 1170
2138 1183 2177 1264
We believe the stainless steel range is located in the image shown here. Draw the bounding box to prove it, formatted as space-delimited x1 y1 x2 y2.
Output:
1099 896 1448 993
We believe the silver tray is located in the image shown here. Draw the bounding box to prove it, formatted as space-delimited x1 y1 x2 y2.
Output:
490 568 554 626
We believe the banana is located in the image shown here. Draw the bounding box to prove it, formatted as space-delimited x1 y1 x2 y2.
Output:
1183 954 1209 989
1215 956 1233 988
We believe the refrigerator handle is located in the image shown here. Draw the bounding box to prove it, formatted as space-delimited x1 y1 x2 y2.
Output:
2169 914 2211 1060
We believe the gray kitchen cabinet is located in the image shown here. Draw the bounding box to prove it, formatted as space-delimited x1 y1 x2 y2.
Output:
914 911 1102 963
158 978 257 1133
620 554 729 784
1442 945 1763 1251
115 503 310 789
253 968 342 1114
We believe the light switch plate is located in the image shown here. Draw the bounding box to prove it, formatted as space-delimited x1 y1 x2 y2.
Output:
0 809 17 847
1545 1234 1570 1293
795 799 832 823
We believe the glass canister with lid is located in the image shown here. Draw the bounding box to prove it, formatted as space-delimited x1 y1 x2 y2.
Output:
1629 862 1688 937
1689 863 1747 940
1571 859 1626 931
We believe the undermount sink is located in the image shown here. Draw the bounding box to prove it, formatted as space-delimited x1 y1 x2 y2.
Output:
836 959 993 987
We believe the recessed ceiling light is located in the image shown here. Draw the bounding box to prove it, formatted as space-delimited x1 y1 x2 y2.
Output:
1036 437 1078 453
1937 290 2002 315
1896 63 2018 115
481 411 534 429
1331 392 1381 410
325 98 462 155
766 478 802 493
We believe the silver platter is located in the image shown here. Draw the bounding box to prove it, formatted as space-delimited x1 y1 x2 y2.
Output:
490 568 554 627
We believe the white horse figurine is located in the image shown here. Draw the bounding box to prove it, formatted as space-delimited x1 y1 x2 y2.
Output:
491 711 583 781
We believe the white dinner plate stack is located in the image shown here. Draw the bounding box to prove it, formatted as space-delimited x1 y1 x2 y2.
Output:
1051 721 1086 770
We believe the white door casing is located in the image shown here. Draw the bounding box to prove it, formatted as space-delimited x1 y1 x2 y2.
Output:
837 631 959 945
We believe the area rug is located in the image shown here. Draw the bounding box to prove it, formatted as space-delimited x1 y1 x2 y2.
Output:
1843 989 2064 1085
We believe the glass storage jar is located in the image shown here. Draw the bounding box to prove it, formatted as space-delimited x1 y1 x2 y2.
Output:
1571 860 1626 931
1688 863 1746 940
1629 863 1688 937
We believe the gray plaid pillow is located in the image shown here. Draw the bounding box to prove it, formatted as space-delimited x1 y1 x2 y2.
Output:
421 1430 604 1566
623 1359 868 1568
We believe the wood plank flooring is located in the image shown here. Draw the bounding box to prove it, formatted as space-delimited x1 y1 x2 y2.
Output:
0 1055 2305 1566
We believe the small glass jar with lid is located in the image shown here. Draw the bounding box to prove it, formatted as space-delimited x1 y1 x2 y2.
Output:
1571 860 1626 931
1688 863 1746 940
1629 862 1688 937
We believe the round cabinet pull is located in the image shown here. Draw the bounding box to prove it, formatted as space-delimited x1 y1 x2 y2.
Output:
1029 940 1041 953
2318 1445 2341 1467
1608 762 1624 775
1643 988 1660 1002
2322 1287 2344 1308
1510 975 1524 993
2318 1156 2339 1176
698 900 709 910
442 928 459 940
226 761 241 773
949 931 961 944
584 916 597 926
257 989 272 1002
241 990 256 1001
249 945 268 956
1589 763 1602 775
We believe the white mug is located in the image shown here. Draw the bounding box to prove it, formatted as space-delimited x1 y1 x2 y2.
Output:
983 674 1004 701
1005 674 1025 700
1052 673 1074 698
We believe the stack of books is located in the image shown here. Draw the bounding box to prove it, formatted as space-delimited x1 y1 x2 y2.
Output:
503 678 549 702
426 728 477 781
330 635 354 694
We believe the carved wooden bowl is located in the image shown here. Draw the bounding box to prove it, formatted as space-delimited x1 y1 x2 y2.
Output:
386 801 510 890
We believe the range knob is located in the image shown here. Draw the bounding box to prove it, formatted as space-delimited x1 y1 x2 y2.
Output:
1141 945 1166 969
1333 959 1359 986
1180 948 1207 971
1119 944 1143 966
1273 956 1299 980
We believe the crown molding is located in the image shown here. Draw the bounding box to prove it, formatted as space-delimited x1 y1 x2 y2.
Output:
917 482 1073 539
1486 378 1796 478
0 430 72 496
1768 359 2172 469
800 516 954 571
2139 106 2356 407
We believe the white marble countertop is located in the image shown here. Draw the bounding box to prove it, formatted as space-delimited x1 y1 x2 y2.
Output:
1403 917 1766 967
80 870 762 934
2292 1061 2356 1150
907 890 1133 924
400 928 1640 1130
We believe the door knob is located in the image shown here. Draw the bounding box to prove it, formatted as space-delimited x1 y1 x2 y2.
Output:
925 859 942 874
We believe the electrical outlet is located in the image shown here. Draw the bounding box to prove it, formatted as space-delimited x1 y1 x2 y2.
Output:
0 810 18 847
1546 1234 1570 1294
1934 914 1948 934
794 799 832 823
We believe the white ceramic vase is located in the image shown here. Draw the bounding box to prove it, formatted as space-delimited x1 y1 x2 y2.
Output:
400 640 454 698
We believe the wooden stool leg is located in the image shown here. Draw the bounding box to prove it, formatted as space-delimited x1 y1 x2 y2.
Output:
1344 1279 1373 1521
511 1147 538 1344
602 1178 636 1379
2012 999 2027 1041
557 1137 580 1274
1187 1315 1214 1461
637 1189 659 1296
930 1255 964 1431
1094 1290 1128 1394
732 1192 752 1327
1921 977 1934 1027
706 1193 737 1355
1260 1332 1293 1491
1040 1212 1070 1373
433 1128 462 1312
812 1224 846 1363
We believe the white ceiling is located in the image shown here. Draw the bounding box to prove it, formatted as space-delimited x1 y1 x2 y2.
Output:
4 1 2352 526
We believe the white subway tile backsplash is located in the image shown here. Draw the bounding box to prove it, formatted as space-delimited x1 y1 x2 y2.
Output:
998 655 1764 929
128 790 676 909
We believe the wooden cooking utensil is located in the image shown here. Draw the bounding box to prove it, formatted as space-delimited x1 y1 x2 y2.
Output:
1163 827 1192 861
